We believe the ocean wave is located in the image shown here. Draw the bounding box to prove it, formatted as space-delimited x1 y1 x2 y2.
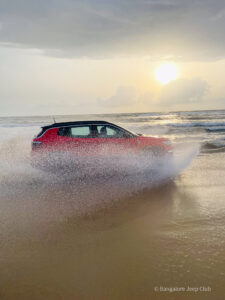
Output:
169 121 225 128
126 124 169 135
205 127 225 132
202 139 225 152
185 115 225 121
0 124 41 128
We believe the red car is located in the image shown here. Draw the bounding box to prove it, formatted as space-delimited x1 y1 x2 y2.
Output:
31 121 172 171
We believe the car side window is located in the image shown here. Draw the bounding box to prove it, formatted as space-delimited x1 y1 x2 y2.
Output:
97 125 127 138
70 126 91 138
58 127 70 136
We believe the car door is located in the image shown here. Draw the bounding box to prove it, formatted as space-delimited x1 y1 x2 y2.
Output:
57 125 99 156
96 125 138 155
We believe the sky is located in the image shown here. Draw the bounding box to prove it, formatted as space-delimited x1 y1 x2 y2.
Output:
0 0 225 116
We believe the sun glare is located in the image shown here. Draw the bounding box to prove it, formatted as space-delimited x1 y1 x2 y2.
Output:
155 63 179 84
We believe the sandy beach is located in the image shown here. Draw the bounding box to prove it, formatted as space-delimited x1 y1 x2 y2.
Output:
0 112 225 299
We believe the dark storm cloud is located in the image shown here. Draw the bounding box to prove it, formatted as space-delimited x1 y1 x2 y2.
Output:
0 0 225 59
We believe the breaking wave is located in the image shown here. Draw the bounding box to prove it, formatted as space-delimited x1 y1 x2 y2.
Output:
202 138 225 152
169 121 225 128
205 127 225 132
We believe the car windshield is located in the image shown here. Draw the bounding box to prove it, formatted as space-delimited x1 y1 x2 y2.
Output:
116 125 138 137
96 125 136 138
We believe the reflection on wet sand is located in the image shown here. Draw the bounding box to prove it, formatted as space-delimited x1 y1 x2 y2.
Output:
0 151 225 299
0 182 177 299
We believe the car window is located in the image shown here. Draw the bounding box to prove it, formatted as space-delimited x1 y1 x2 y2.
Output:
70 126 91 137
58 127 70 136
97 125 126 138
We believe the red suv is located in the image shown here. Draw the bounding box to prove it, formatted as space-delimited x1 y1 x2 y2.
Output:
31 121 172 171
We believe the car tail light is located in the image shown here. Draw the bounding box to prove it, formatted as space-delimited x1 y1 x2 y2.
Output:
32 141 43 149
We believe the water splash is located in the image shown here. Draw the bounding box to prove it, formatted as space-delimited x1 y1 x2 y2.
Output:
0 134 199 216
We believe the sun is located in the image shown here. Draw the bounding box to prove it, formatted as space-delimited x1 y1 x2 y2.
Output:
155 63 179 84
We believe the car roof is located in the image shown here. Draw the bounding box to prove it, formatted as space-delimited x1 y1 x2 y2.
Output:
42 120 114 130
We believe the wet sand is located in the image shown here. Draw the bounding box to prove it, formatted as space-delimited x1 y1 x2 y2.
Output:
0 151 225 299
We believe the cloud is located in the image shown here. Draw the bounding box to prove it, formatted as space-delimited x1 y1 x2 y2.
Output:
158 78 210 105
99 78 210 112
98 86 156 112
98 86 138 107
0 0 225 59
